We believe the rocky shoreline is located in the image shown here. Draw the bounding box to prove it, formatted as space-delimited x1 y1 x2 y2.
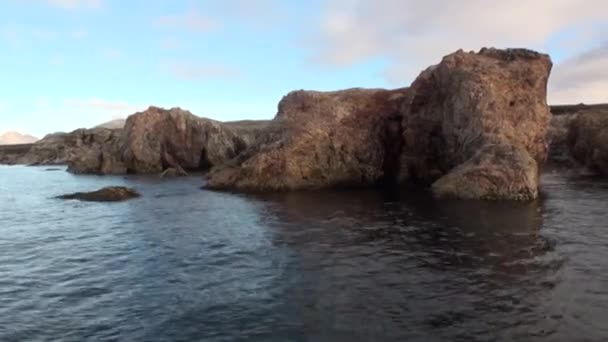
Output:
2 48 607 200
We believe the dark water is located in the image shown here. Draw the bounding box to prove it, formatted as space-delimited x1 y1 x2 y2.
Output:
1 165 608 341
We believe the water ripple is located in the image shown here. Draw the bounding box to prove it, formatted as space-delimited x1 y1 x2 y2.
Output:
1 166 608 341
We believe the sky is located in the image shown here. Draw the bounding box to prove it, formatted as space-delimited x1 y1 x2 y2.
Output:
0 0 606 137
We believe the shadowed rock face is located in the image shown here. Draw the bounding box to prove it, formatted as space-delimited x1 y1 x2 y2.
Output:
547 113 579 166
56 186 140 202
206 87 409 191
400 48 552 200
567 110 608 175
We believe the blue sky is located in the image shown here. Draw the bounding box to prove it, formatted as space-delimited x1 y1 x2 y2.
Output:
1 0 606 137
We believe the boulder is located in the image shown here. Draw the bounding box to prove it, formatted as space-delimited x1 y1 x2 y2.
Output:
431 144 539 200
56 186 140 202
118 106 247 174
206 87 409 191
567 110 608 175
66 129 126 174
400 48 552 200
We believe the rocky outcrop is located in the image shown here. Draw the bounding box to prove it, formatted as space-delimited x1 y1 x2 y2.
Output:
0 128 124 168
206 87 409 191
0 144 33 164
400 48 552 200
117 107 248 174
207 48 553 200
0 106 270 176
567 110 608 175
56 186 140 202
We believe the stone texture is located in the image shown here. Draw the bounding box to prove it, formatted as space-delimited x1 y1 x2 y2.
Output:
118 107 248 174
400 48 552 200
547 112 578 166
57 186 140 202
0 128 124 169
567 110 608 175
432 144 539 200
206 87 409 191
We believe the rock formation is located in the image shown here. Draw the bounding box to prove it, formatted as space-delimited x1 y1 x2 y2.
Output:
117 106 248 174
0 128 123 168
546 104 608 169
566 109 608 175
2 47 564 201
547 112 579 166
206 87 409 191
400 48 552 200
56 186 140 202
207 48 553 200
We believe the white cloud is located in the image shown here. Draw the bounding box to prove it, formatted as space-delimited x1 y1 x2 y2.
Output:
549 43 608 104
102 48 122 60
71 28 88 39
308 0 608 104
32 29 57 40
46 0 102 10
1 24 22 46
49 55 65 66
168 64 241 81
156 8 217 32
65 98 140 114
160 37 182 50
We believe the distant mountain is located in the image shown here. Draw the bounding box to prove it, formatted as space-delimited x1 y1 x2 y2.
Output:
0 131 39 145
95 119 126 129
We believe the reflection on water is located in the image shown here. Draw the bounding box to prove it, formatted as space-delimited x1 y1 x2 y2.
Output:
0 166 607 341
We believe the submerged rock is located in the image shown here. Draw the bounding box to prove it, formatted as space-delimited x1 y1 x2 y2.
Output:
57 186 140 202
207 87 409 191
400 48 552 200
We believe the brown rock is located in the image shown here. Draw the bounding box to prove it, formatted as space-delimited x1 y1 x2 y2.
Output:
66 129 126 174
2 128 125 169
206 87 409 191
547 113 578 166
567 110 608 175
432 144 539 200
56 186 140 202
400 48 552 200
118 107 247 174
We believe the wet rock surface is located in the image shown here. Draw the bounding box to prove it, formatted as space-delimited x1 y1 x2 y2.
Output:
56 186 141 202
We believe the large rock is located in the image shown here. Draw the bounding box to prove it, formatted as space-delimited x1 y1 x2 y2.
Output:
400 48 552 200
206 87 409 191
117 107 249 174
567 110 608 175
66 129 126 174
